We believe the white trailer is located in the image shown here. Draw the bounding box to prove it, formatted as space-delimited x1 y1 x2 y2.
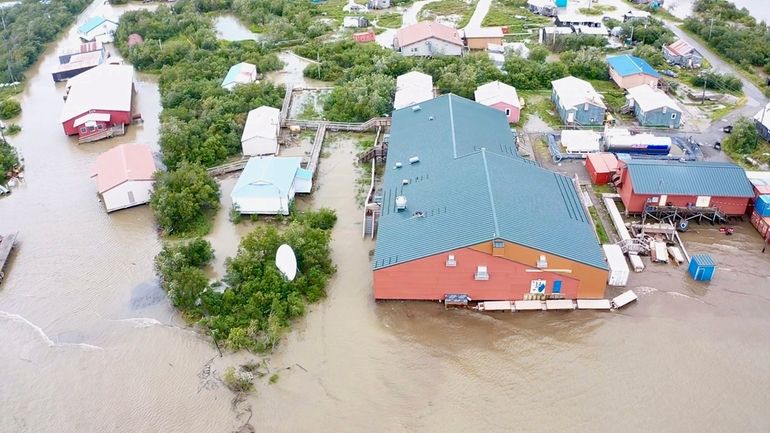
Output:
603 244 630 286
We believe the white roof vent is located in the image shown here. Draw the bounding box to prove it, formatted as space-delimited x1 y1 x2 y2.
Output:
536 255 548 269
412 105 421 112
402 178 410 185
429 116 434 121
409 156 420 164
395 162 403 169
446 255 457 267
395 195 407 211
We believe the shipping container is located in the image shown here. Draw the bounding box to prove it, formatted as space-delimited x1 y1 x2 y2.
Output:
688 254 716 281
602 244 630 286
751 210 770 239
755 195 770 217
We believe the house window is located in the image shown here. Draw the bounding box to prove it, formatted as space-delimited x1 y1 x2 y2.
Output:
474 266 489 280
493 240 504 248
671 113 677 119
504 108 511 116
127 191 135 203
80 127 87 133
97 124 104 130
445 254 457 267
662 106 667 114
411 47 418 52
584 102 589 111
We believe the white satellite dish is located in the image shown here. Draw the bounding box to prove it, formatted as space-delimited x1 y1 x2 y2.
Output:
275 244 297 281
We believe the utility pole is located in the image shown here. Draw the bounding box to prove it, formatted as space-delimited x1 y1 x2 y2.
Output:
701 73 707 105
708 17 715 39
316 48 320 79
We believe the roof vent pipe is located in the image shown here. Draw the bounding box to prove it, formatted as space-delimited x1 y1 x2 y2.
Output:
409 156 420 164
412 105 421 112
395 162 403 169
402 179 410 185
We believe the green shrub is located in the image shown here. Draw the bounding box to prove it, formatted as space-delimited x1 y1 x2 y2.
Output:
149 162 221 236
5 124 20 135
0 99 21 119
223 367 255 392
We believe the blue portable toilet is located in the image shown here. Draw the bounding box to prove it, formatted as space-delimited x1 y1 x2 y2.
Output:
755 195 770 217
555 0 567 6
688 255 716 281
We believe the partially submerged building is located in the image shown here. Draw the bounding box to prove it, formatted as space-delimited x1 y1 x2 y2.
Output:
663 39 703 68
91 143 156 212
78 16 118 43
393 71 434 110
53 41 106 82
231 156 312 215
221 62 258 90
474 80 521 123
626 84 683 128
616 159 754 215
241 106 281 156
393 21 463 57
551 76 606 126
608 54 660 89
373 94 608 301
60 64 135 143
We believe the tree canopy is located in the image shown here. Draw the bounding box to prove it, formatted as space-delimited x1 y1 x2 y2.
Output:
723 117 760 154
149 162 221 236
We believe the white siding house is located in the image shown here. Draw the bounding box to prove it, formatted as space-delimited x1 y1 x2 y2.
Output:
241 106 281 156
78 16 118 43
91 143 156 213
393 71 434 109
394 22 463 57
231 157 313 215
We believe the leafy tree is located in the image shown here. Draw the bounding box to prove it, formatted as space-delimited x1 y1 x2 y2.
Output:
561 48 609 81
150 162 221 236
323 74 395 121
0 140 19 182
529 45 549 64
633 44 666 68
0 99 21 119
621 18 673 47
723 117 759 154
155 238 214 315
691 71 743 93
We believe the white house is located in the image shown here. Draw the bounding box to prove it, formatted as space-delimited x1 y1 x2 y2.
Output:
231 156 313 215
393 21 463 57
393 71 434 110
368 0 390 9
91 143 156 212
222 62 258 90
343 16 368 28
78 16 118 43
241 106 281 156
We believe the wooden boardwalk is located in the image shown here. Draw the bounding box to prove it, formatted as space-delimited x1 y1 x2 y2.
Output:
207 157 249 176
306 123 327 176
0 232 18 283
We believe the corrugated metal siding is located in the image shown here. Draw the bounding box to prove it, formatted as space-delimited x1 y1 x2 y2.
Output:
626 160 754 197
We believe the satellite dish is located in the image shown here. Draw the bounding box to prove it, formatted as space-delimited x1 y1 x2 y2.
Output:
275 244 297 281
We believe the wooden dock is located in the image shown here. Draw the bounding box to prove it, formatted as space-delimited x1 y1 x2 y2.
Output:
0 232 18 283
305 122 327 176
207 157 249 176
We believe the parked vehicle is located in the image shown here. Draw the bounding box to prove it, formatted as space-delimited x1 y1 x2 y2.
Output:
722 125 733 133
714 141 722 150
661 69 679 78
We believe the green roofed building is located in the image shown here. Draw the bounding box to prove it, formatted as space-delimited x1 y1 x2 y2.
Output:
372 94 608 301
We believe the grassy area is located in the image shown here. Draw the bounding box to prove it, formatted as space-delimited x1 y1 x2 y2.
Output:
593 183 615 195
482 0 551 34
589 206 610 244
708 97 746 121
578 5 615 16
376 12 403 29
421 0 478 28
590 79 627 113
519 90 562 127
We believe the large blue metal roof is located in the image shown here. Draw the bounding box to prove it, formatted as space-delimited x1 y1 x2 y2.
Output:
625 159 754 197
373 94 607 271
607 54 660 78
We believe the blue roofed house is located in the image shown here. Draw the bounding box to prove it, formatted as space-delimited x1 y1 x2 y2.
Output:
608 54 660 89
78 16 118 43
231 156 312 215
626 84 683 128
222 62 258 91
373 94 608 301
551 76 606 126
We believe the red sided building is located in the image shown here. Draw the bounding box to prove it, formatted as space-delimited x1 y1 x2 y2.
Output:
60 64 135 142
615 158 754 216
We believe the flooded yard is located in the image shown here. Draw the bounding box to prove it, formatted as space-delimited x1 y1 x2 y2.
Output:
214 14 261 42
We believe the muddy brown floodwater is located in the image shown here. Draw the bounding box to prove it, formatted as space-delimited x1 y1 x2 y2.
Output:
2 1 770 432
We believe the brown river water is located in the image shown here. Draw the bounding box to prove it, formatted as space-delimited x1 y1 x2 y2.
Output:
2 2 770 432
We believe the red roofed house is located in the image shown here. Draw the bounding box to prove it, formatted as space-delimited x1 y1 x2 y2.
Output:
585 153 619 185
474 80 521 123
394 21 463 57
353 29 376 43
662 39 703 68
60 64 135 143
91 143 156 212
